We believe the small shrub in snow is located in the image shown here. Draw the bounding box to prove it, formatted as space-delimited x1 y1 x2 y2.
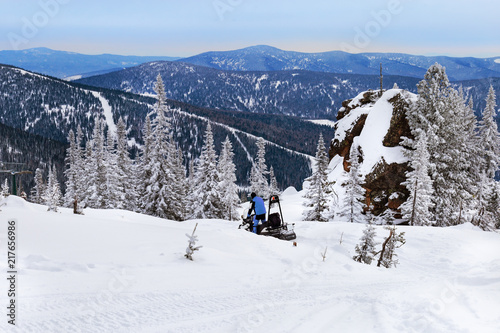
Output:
185 223 202 261
377 226 406 268
353 223 378 265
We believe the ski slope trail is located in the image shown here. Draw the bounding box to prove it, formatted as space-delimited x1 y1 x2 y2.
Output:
1 194 499 333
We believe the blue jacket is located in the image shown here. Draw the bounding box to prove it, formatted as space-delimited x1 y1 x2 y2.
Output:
248 196 266 216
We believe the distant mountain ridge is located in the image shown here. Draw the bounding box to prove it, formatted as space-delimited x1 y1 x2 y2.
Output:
2 46 500 81
178 45 500 81
0 47 180 79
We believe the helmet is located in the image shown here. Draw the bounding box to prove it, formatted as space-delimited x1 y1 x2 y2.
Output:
251 192 256 199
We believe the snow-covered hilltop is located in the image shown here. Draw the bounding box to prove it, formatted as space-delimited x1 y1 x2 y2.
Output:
328 89 417 218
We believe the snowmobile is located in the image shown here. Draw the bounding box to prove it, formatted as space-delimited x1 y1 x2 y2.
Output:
239 195 296 241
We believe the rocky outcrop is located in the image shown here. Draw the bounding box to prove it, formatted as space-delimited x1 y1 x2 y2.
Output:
328 89 416 218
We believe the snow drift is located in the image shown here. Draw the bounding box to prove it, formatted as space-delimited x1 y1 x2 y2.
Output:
0 194 499 332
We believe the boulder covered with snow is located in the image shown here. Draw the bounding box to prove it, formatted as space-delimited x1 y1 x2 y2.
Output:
329 89 417 216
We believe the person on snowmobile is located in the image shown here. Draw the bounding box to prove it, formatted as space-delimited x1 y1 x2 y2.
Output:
247 192 266 233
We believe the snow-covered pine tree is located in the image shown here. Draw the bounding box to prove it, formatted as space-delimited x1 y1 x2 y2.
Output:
63 129 84 213
189 122 222 219
269 166 279 195
138 116 154 214
338 144 366 223
401 132 434 226
44 165 62 212
81 140 97 208
115 117 138 210
250 137 269 198
488 182 500 229
303 133 331 222
472 171 496 231
90 119 108 209
478 86 500 180
141 74 174 218
63 129 78 207
105 129 120 209
353 223 378 264
31 168 45 204
74 126 86 210
2 178 10 197
167 144 188 221
217 136 240 221
404 63 474 226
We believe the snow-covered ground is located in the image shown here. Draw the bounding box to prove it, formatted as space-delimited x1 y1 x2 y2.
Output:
1 192 499 333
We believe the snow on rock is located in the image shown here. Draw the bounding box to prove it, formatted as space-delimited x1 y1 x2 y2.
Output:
0 196 499 332
327 89 418 216
355 89 408 175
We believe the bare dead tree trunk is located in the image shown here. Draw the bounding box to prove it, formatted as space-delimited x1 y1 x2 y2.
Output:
410 179 418 226
377 228 394 267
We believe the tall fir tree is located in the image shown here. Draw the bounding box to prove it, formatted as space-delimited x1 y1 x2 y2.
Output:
81 140 96 208
115 117 138 210
401 132 434 226
31 168 45 204
105 129 120 209
141 74 175 218
303 133 331 222
1 179 9 197
250 137 269 198
478 86 500 180
44 165 62 212
269 166 280 195
139 116 154 213
338 144 366 223
217 136 240 221
63 129 78 207
404 63 475 226
189 122 222 219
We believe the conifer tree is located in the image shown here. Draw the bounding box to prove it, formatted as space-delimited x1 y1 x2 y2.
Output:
401 132 434 226
189 122 222 219
31 168 45 204
2 178 10 197
250 137 269 198
303 133 331 222
63 129 78 207
404 63 474 226
218 136 240 221
141 75 174 218
269 166 280 195
105 129 120 209
81 140 96 208
338 144 366 223
478 86 500 180
168 145 188 221
353 223 378 264
45 165 62 212
115 117 138 210
472 171 497 231
87 119 108 209
139 116 154 213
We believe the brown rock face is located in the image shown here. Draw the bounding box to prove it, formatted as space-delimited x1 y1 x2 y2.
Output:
329 90 414 217
364 159 409 216
383 93 413 147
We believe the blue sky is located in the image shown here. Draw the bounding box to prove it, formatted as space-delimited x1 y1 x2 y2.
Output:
0 0 498 57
